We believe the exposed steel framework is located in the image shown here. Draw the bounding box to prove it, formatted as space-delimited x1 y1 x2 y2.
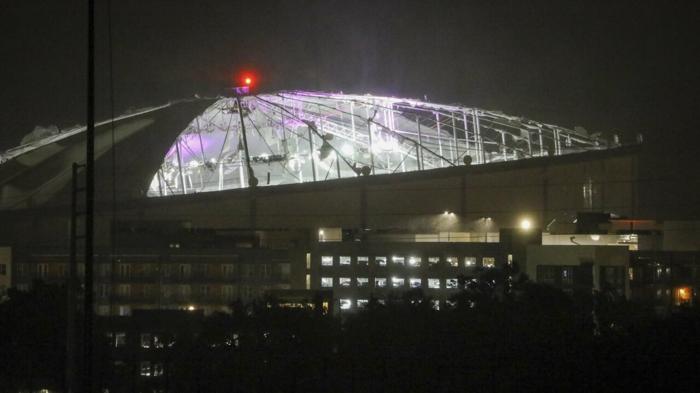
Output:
148 91 608 197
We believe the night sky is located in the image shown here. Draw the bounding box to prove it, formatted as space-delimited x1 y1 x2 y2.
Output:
1 0 697 151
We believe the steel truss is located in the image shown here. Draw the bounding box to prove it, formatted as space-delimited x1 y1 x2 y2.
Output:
147 91 607 197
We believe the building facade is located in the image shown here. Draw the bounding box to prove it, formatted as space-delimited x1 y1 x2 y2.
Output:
310 241 506 311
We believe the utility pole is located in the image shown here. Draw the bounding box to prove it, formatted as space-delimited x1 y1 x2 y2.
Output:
83 0 96 391
66 163 85 393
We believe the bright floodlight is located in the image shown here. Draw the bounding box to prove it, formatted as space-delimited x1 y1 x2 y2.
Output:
520 218 532 230
244 77 252 85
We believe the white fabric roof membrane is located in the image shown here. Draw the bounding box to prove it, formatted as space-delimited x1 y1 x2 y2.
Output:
147 91 611 197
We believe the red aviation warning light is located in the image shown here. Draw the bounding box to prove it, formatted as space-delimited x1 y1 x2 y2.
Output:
232 72 257 96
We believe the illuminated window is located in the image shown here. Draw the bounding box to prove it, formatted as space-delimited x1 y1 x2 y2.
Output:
428 257 440 266
140 361 152 377
446 278 458 289
321 277 333 288
428 278 441 289
375 278 387 288
339 277 352 287
321 256 333 266
675 287 692 305
392 277 405 288
141 333 152 349
305 274 311 290
357 299 369 308
409 278 422 288
357 256 369 266
118 305 131 316
339 256 351 266
340 299 352 310
628 267 634 281
408 257 422 267
306 253 311 269
115 332 126 347
153 362 164 377
562 267 573 285
357 277 369 287
482 257 496 268
392 256 405 265
375 256 387 266
446 257 458 267
464 257 476 267
152 334 165 349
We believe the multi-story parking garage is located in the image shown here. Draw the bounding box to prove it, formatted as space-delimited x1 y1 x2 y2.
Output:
0 92 698 313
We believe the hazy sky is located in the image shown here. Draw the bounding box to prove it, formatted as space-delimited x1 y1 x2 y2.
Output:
1 0 697 150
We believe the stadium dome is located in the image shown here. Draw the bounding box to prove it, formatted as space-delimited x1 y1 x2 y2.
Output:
147 91 607 197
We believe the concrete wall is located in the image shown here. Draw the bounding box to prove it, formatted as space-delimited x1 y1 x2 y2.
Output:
111 147 641 234
663 221 700 251
526 244 630 296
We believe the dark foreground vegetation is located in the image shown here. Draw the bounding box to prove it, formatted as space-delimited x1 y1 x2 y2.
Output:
1 270 698 393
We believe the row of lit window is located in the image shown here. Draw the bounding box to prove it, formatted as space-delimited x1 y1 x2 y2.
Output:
107 332 175 349
320 255 495 268
321 277 460 289
338 298 450 310
140 361 164 377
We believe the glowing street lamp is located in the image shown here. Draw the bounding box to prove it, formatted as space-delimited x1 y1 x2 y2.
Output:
520 218 532 230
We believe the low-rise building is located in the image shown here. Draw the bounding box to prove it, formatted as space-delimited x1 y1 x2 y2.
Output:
526 244 629 296
310 241 506 311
